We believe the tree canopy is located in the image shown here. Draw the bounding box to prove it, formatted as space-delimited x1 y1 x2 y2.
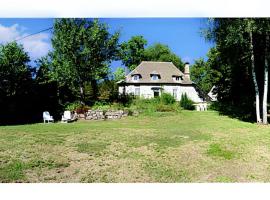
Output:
120 36 147 71
0 42 32 97
120 36 184 71
205 18 270 122
144 43 184 71
51 18 120 104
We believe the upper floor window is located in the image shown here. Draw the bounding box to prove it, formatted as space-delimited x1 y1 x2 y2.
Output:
173 76 182 81
151 75 159 81
133 75 140 81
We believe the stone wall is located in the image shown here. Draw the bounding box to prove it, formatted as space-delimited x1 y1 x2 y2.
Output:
78 110 132 120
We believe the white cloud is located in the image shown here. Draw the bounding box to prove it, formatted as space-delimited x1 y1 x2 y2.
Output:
0 23 51 61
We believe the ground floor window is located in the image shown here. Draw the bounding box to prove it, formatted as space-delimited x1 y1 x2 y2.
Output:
135 87 140 96
173 89 177 99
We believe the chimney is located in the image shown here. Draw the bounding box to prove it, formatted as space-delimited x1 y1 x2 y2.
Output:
184 62 190 80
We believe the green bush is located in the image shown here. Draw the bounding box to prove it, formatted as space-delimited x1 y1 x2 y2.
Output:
160 92 176 105
65 101 81 111
180 93 195 110
130 97 180 114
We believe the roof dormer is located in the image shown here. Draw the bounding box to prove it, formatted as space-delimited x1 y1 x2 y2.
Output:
131 74 141 81
172 75 183 82
150 71 161 81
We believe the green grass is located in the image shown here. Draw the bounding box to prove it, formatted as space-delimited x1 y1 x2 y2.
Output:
1 110 270 182
207 143 235 160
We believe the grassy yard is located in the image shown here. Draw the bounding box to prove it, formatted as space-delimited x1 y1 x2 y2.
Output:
1 111 270 182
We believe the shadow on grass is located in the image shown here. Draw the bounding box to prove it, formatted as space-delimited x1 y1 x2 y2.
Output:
209 102 255 123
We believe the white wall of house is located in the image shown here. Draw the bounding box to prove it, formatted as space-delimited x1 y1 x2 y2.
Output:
119 85 204 103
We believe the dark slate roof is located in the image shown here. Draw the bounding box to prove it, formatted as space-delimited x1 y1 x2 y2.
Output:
124 61 193 84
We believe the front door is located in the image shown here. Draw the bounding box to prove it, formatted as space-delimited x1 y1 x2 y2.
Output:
153 90 159 98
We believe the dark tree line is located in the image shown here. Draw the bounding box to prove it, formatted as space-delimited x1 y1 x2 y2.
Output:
191 18 270 123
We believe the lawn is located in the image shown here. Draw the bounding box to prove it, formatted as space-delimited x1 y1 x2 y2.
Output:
1 111 270 182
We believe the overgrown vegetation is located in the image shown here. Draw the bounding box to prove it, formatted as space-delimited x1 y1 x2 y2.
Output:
180 93 195 110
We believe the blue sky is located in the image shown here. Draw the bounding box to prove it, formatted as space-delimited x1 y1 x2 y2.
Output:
0 18 213 71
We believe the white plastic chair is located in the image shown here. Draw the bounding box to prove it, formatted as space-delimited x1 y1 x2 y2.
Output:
43 111 54 123
61 111 77 123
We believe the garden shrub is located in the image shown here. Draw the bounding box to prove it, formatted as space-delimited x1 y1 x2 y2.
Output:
75 105 91 114
65 101 81 111
160 92 176 105
156 104 176 112
180 93 195 110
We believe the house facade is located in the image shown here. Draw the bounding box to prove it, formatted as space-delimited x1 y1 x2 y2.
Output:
118 61 209 111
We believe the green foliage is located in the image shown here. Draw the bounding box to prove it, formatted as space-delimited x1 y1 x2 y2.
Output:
97 80 118 103
144 43 184 71
120 38 183 71
180 93 195 110
35 55 53 85
0 42 32 97
65 101 81 111
120 35 147 71
51 19 120 103
91 101 123 111
190 54 220 94
130 98 180 115
204 18 270 121
113 67 126 82
160 92 176 105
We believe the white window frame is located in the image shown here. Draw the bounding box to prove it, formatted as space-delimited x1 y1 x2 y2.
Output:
173 88 177 99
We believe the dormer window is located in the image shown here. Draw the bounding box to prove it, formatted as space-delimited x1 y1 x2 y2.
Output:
132 75 140 81
172 75 182 81
151 75 159 81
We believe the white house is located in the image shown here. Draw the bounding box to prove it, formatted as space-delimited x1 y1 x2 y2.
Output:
118 61 209 111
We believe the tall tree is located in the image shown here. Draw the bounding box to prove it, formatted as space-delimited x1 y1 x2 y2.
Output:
205 18 270 123
144 43 184 71
0 42 35 124
246 19 262 123
51 19 120 105
0 42 32 97
120 36 147 71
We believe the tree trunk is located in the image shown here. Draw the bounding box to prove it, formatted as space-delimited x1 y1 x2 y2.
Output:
79 84 85 105
249 30 262 123
263 34 269 124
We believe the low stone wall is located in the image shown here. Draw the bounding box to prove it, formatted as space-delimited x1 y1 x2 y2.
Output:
78 109 132 120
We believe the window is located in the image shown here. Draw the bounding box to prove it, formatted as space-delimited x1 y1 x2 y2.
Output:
133 75 139 81
173 76 180 81
151 75 158 80
173 89 177 99
135 87 140 96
